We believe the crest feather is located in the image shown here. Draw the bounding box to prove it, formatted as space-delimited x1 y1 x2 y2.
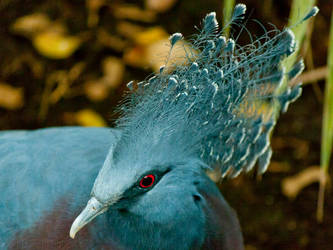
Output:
114 4 318 178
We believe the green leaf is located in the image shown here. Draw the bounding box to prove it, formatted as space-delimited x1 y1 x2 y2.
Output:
222 0 235 37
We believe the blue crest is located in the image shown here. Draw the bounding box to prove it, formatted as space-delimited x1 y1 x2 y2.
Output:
115 5 318 178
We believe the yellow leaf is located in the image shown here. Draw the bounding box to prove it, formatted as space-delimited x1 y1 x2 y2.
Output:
33 32 81 59
135 27 168 46
75 109 107 127
0 82 24 110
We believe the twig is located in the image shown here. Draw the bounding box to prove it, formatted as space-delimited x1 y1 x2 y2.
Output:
291 66 328 85
317 169 329 222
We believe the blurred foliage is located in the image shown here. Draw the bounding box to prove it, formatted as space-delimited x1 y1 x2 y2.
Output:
281 0 317 77
222 0 235 36
318 8 333 222
0 0 332 249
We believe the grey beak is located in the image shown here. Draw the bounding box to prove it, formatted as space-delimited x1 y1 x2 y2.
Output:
70 197 108 239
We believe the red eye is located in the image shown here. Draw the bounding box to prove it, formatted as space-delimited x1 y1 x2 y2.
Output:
139 174 155 188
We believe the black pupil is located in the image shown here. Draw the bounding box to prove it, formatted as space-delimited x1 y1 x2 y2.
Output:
141 176 153 187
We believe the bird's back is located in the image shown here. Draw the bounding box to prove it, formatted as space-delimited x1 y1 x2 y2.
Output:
0 127 119 249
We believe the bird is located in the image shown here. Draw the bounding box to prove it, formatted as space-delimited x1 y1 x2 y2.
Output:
0 4 318 250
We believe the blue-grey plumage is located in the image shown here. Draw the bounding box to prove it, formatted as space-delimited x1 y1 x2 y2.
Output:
0 127 117 248
0 4 319 250
0 127 242 249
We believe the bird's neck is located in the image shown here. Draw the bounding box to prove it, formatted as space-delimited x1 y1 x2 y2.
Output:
91 208 204 250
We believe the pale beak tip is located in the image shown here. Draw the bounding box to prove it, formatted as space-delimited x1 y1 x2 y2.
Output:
69 196 108 240
69 229 76 239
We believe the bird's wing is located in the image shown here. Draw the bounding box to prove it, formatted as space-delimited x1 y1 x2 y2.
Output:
196 175 244 250
0 127 120 248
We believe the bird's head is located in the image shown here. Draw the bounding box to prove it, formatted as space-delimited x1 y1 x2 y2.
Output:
70 130 205 239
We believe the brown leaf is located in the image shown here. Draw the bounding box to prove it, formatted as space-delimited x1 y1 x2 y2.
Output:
11 13 51 37
123 46 148 68
146 38 197 73
97 29 128 52
145 0 178 13
116 22 146 40
86 0 106 27
272 137 310 160
84 80 110 102
123 38 197 72
267 161 291 173
102 57 125 88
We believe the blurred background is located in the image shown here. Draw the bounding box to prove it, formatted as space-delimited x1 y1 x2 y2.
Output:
0 0 332 249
